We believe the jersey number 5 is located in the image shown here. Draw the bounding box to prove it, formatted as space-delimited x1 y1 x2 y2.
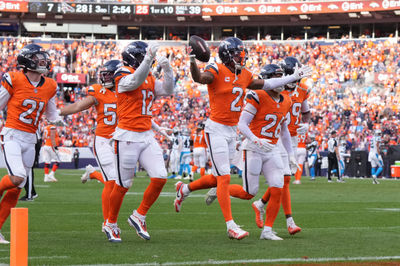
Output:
104 103 117 126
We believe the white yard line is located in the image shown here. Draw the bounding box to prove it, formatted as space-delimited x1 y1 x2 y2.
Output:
67 255 400 266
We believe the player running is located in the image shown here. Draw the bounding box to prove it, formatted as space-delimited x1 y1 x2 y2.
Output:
174 37 312 240
42 123 61 182
107 41 174 242
0 44 64 244
252 57 311 235
59 59 120 237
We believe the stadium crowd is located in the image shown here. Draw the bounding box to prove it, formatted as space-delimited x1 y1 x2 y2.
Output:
1 37 399 155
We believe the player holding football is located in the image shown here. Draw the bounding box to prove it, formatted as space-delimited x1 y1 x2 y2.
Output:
42 123 60 182
106 41 174 242
252 57 311 235
0 44 64 244
174 37 312 240
59 59 121 237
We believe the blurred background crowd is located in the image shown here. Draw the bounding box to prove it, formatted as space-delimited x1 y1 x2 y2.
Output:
0 37 399 156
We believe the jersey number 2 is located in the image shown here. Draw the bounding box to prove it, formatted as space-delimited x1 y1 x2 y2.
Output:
19 99 45 126
230 87 243 112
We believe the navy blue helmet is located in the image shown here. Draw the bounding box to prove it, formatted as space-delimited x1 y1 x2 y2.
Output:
99 60 121 89
218 37 247 69
259 64 283 79
17 44 51 74
122 41 148 69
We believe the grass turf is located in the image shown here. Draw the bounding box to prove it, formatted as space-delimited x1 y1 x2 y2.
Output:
0 169 399 265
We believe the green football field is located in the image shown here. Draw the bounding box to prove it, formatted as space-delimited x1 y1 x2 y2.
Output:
0 168 399 266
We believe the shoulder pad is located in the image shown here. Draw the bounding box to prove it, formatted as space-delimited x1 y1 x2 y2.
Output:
246 90 259 104
205 63 219 74
2 73 12 88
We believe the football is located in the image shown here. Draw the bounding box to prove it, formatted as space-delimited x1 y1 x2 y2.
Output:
189 35 210 63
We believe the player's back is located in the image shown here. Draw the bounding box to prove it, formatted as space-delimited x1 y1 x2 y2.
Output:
43 125 57 146
87 84 117 139
192 130 207 148
181 135 191 152
205 63 252 126
114 66 156 132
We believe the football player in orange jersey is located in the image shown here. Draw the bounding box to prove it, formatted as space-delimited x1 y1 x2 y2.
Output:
235 64 294 240
293 133 307 184
253 57 311 236
191 122 207 179
174 37 312 240
59 59 121 236
42 123 60 182
107 41 174 242
0 44 64 244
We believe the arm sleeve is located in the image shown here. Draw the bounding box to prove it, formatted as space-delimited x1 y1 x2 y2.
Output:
45 96 63 122
262 75 298 91
0 85 10 111
117 56 153 93
301 99 310 113
280 121 294 156
238 107 258 142
151 120 161 132
154 66 174 96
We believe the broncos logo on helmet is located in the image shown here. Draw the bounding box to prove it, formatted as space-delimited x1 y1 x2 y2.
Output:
218 37 248 70
122 41 148 69
17 44 51 74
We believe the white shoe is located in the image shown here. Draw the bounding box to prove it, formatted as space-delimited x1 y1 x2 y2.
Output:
128 211 150 240
372 176 380 184
174 181 188 212
205 187 217 206
252 200 265 228
183 176 191 180
227 225 249 240
103 222 122 243
292 180 301 185
0 232 9 244
260 229 283 240
44 174 57 183
175 175 182 180
49 171 58 182
101 221 106 233
81 164 95 184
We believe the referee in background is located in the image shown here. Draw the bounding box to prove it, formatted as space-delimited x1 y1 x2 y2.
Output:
327 130 344 183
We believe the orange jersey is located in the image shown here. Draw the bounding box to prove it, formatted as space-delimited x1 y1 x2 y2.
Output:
192 130 207 148
205 63 253 126
282 82 310 137
43 124 58 146
297 133 307 148
114 66 156 132
245 90 292 144
1 72 57 134
87 84 117 139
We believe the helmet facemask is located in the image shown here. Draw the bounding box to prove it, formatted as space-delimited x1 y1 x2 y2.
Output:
231 49 247 70
99 70 114 89
28 52 50 74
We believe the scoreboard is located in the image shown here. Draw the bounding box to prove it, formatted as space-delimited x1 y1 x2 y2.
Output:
28 2 202 16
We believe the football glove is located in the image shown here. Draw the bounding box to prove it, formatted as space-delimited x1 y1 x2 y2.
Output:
156 56 171 70
297 123 309 135
253 138 275 152
289 155 300 174
146 43 160 60
293 64 312 80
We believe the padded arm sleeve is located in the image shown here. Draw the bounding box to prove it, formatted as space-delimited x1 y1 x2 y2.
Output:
118 55 153 93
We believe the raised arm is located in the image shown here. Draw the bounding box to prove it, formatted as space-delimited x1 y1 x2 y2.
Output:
189 56 214 84
154 56 175 96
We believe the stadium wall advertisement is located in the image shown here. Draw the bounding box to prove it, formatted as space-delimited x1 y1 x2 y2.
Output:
56 73 86 84
25 1 400 16
0 0 28 12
